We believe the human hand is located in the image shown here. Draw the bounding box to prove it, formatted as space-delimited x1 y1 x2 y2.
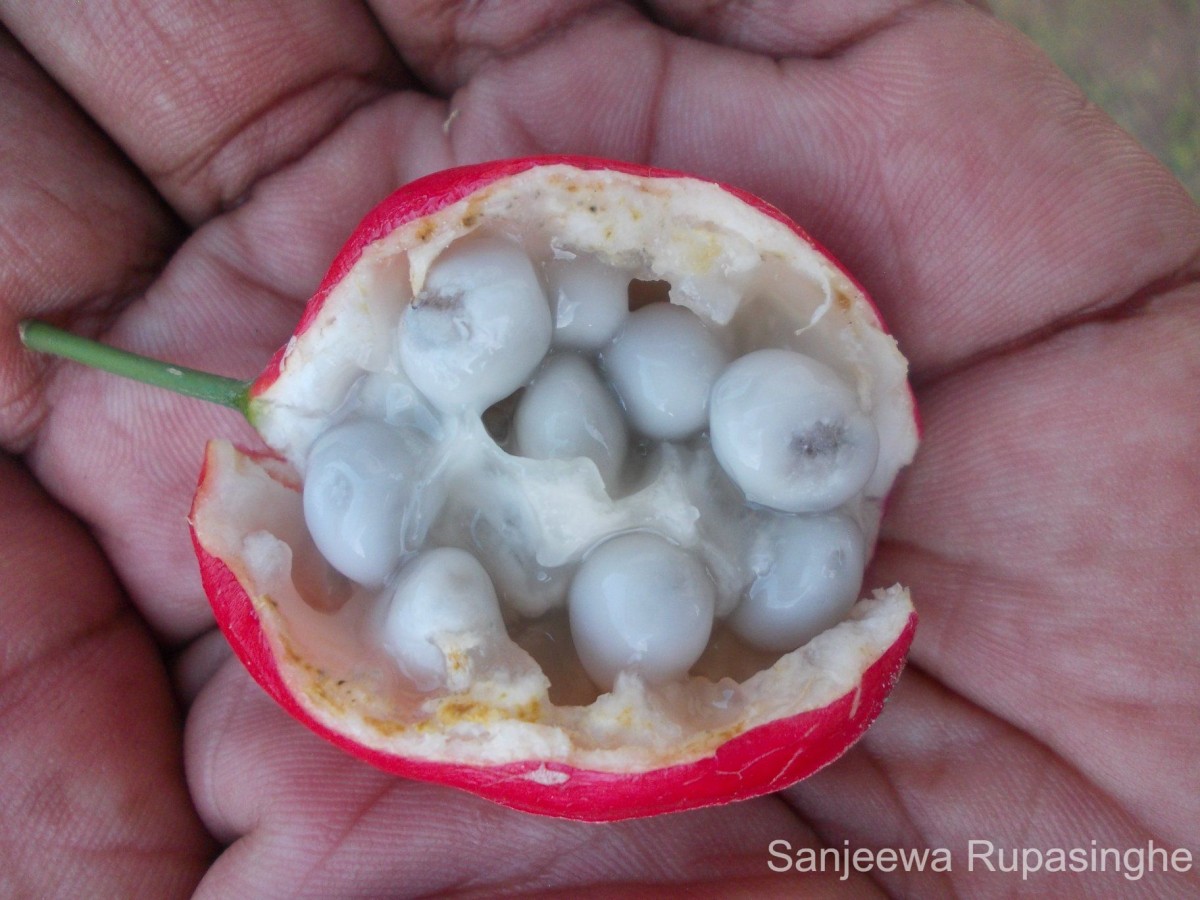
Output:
2 1 1197 895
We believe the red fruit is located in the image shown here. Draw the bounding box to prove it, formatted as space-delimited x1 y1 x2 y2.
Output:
32 157 920 820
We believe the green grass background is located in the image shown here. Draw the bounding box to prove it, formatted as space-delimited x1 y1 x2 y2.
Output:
990 0 1199 198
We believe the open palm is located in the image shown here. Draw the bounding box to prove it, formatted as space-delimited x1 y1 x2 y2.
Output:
1 1 1197 896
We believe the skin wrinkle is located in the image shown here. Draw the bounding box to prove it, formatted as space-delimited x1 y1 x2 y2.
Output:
0 353 51 452
289 778 402 897
189 663 248 846
0 34 181 449
853 740 955 896
0 480 216 892
911 253 1200 389
0 591 128 700
152 69 402 221
812 0 945 60
0 1 407 225
636 26 673 165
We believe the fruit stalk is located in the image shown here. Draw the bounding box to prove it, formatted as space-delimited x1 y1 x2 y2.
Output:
18 320 251 415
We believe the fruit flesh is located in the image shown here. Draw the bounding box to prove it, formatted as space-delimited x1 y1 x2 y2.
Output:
202 160 918 785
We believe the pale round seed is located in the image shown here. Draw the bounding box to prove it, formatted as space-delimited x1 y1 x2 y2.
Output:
568 531 715 690
302 418 435 586
727 512 866 653
514 353 628 485
398 235 552 412
600 303 728 441
545 255 630 351
380 548 505 691
709 349 879 513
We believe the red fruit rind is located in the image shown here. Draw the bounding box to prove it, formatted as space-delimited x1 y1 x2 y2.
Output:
193 157 919 820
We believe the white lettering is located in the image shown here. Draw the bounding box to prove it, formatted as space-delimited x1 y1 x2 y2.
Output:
795 847 818 873
1121 847 1145 882
1068 847 1089 873
767 839 792 873
769 837 1191 879
1021 847 1044 879
852 847 875 872
968 840 996 872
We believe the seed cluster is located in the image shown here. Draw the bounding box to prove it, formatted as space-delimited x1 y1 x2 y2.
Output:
301 233 879 693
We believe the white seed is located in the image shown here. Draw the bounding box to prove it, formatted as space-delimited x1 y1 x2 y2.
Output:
600 304 728 441
380 548 505 691
728 513 865 653
568 532 715 690
398 236 552 412
302 419 437 586
514 354 628 485
545 255 630 351
709 349 879 513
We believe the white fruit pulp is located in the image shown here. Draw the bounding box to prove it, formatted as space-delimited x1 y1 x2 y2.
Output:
297 234 891 694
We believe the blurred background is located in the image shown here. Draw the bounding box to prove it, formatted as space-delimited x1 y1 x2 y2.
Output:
990 0 1199 198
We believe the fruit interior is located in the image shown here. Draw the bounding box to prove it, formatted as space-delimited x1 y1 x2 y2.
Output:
191 164 918 772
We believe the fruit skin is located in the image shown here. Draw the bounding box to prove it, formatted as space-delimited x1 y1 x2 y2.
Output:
196 156 917 820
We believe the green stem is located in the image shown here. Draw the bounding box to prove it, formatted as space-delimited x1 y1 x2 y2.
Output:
19 320 252 417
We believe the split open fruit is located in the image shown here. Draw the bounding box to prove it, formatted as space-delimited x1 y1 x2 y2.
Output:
23 157 919 820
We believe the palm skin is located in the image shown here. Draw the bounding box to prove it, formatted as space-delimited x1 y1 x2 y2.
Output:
0 1 1197 895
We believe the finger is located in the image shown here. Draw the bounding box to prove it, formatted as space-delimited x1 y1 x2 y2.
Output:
368 0 622 94
439 3 1200 375
872 290 1200 847
0 454 214 896
0 1 407 224
783 672 1199 895
0 29 178 450
187 661 871 898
